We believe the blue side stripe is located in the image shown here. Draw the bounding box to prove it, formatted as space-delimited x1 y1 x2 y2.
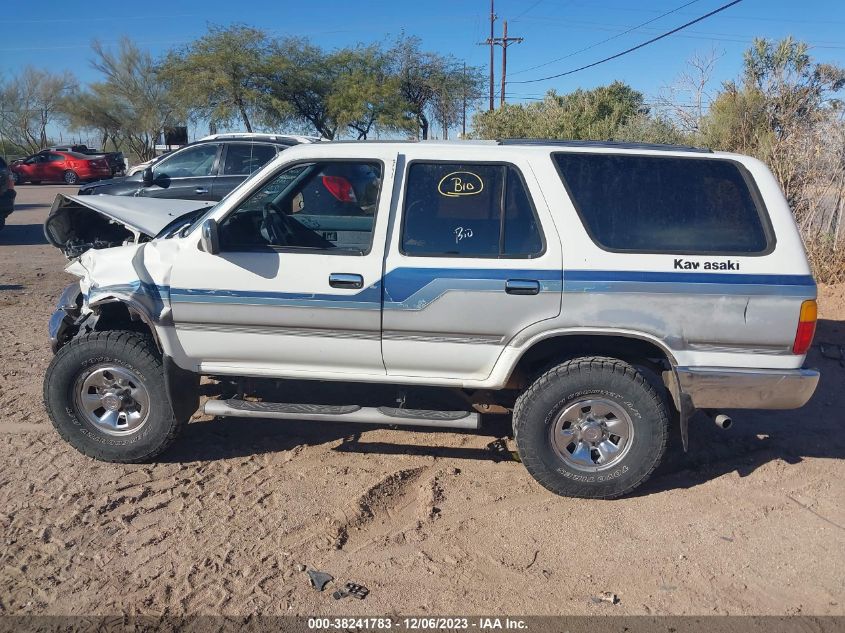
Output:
384 267 562 303
86 268 815 312
563 270 816 286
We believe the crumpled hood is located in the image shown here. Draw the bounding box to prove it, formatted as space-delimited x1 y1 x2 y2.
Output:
44 194 212 258
55 194 211 236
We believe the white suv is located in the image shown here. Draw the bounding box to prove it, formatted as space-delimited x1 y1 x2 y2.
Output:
42 139 819 498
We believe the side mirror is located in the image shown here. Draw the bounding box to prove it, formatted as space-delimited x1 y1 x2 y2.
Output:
199 218 220 255
142 167 154 186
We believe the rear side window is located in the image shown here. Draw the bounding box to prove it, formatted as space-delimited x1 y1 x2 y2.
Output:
222 143 278 175
401 162 543 257
553 153 771 254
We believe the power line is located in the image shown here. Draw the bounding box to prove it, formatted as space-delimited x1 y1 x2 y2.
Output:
513 0 545 21
510 0 703 77
510 0 744 84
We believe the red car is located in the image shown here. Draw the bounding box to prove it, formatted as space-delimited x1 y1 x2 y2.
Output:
11 150 112 185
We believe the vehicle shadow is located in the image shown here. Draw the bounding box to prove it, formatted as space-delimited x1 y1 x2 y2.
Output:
0 223 47 245
162 318 844 496
160 414 513 464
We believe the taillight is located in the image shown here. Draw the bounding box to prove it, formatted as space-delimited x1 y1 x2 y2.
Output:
322 175 356 202
792 299 817 355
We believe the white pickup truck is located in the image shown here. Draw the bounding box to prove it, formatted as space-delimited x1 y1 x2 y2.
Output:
42 139 819 498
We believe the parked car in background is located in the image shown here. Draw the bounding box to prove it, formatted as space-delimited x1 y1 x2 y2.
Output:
78 133 319 202
126 155 163 177
48 145 126 177
10 150 112 185
0 156 15 230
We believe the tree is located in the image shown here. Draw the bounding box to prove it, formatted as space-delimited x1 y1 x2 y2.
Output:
63 38 178 160
161 24 269 132
327 45 411 139
701 37 845 281
702 37 845 204
472 81 645 140
261 39 413 140
390 36 484 140
658 48 723 136
0 67 76 154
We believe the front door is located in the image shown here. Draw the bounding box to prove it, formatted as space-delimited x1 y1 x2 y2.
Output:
170 150 395 377
141 143 221 200
381 154 562 382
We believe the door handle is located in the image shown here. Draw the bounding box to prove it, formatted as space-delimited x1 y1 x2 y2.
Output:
505 279 541 295
195 187 209 194
329 273 364 289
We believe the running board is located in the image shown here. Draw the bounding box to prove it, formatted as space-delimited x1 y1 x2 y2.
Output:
203 399 480 430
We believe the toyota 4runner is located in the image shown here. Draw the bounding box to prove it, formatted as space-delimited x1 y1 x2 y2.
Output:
41 139 820 499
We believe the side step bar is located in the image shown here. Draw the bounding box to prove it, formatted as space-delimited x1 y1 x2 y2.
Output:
203 399 480 430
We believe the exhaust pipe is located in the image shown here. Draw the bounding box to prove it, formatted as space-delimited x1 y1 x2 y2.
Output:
706 410 733 430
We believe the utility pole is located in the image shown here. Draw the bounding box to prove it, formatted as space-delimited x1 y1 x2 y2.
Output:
476 0 497 111
495 20 523 107
489 0 495 110
462 62 467 138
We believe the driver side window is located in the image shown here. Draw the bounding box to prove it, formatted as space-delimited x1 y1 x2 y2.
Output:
219 161 383 253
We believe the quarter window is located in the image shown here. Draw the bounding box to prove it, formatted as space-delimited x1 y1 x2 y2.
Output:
401 162 543 257
219 161 382 253
553 153 771 254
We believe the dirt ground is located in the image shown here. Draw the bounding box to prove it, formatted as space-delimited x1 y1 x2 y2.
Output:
0 184 843 617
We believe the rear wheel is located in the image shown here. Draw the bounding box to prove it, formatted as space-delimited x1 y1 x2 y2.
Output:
513 356 669 499
63 170 79 185
43 331 187 462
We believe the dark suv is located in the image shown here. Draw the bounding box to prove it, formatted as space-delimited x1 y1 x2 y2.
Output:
0 156 15 231
78 133 319 202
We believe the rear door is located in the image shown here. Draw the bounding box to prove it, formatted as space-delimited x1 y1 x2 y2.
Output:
211 142 281 199
141 143 221 200
381 152 562 382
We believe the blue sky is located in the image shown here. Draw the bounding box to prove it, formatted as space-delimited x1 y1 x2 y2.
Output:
4 0 845 136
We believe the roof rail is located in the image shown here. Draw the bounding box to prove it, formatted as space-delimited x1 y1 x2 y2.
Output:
496 138 712 153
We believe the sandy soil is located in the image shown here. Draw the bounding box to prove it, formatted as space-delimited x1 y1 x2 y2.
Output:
0 184 843 617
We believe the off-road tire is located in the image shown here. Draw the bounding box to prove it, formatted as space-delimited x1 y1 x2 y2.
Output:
43 330 186 462
513 356 669 499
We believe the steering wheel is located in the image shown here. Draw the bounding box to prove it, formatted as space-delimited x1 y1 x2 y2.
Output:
262 201 294 246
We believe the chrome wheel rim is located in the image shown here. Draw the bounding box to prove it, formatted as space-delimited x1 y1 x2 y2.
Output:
73 364 151 436
550 398 634 472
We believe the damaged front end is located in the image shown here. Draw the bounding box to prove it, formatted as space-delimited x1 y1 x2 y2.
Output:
44 194 210 352
48 281 84 353
44 194 212 259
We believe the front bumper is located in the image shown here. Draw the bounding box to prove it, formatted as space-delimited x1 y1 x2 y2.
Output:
677 366 820 410
48 282 82 353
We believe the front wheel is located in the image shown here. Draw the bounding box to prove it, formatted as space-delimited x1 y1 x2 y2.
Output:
43 331 186 462
513 356 669 499
11 172 21 185
63 170 79 185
